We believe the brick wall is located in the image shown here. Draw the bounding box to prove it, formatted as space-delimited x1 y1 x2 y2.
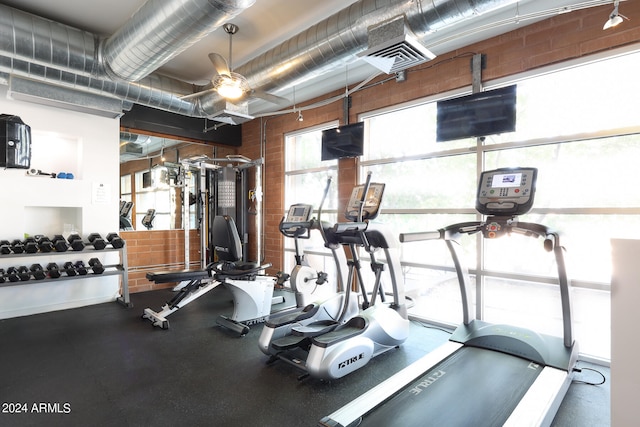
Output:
121 229 202 293
241 2 640 277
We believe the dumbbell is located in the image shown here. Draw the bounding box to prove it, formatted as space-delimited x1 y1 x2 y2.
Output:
67 233 107 251
23 238 38 254
0 240 11 254
4 267 20 282
72 261 88 275
7 266 32 281
105 233 125 249
51 235 69 252
37 236 54 253
87 258 117 274
62 262 77 277
46 263 62 279
30 264 46 280
11 240 25 254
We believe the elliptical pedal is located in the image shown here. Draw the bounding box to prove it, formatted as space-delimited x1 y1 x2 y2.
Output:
271 334 309 351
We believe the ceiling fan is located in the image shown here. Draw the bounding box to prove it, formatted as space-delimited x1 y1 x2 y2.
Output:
181 23 288 106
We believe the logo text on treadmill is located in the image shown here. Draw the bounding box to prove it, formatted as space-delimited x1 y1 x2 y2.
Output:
409 370 446 395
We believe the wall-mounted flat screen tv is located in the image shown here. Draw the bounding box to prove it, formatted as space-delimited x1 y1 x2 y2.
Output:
436 84 517 142
321 122 364 161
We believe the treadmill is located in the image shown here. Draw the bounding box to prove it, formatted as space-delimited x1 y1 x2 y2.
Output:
320 167 578 427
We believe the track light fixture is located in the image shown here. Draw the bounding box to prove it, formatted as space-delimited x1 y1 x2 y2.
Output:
292 86 303 122
603 1 628 30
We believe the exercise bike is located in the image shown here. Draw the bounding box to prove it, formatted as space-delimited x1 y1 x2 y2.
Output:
258 178 359 358
278 203 328 308
262 173 410 380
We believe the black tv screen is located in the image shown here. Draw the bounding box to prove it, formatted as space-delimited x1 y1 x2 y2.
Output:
321 122 364 161
436 85 517 142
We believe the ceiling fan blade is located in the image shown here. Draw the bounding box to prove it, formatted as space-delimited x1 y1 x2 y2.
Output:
208 53 230 77
251 90 290 106
179 87 216 100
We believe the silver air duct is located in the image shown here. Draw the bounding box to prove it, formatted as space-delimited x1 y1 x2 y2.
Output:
101 0 256 82
0 0 255 117
0 0 517 122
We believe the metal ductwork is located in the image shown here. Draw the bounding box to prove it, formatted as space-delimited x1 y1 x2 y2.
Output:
0 0 518 123
101 0 256 82
0 0 255 118
230 0 517 97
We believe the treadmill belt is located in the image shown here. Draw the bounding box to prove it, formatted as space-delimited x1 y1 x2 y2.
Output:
360 346 542 427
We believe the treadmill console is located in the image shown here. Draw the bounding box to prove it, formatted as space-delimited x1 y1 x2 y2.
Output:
345 183 385 221
476 167 537 216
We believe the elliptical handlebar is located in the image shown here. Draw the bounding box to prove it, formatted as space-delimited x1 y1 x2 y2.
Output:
357 171 373 222
279 217 313 239
317 177 332 222
316 177 332 245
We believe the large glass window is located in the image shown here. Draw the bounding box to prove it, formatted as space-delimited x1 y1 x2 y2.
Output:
355 48 640 362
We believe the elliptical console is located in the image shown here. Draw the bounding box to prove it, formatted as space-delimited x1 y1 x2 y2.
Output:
345 182 385 221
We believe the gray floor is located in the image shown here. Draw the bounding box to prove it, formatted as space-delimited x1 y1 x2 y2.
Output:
0 287 609 426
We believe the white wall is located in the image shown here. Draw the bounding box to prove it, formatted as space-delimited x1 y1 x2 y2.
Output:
0 85 121 318
610 238 640 426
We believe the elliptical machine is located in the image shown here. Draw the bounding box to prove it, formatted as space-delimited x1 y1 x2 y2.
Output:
258 178 359 358
261 173 410 380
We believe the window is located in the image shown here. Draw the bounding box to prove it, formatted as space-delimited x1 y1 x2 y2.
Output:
357 48 640 362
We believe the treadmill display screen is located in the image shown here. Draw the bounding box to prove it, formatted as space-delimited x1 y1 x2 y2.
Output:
490 172 522 188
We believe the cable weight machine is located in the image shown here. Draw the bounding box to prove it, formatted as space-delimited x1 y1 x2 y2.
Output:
177 154 263 269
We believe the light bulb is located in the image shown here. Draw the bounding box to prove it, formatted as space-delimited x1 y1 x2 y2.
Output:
217 77 243 99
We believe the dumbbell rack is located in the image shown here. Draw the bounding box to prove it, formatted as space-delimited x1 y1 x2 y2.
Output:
0 246 131 308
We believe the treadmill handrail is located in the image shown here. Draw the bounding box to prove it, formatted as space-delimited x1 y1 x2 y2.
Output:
400 219 574 348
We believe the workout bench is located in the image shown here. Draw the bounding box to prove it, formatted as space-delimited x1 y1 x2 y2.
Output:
142 215 276 333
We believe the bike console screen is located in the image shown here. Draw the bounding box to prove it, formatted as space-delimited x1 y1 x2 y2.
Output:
476 167 537 216
285 204 313 223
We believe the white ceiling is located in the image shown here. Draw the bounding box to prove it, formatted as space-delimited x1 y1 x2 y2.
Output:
1 0 616 116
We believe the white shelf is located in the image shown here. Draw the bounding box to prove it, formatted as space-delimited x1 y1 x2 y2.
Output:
0 246 131 307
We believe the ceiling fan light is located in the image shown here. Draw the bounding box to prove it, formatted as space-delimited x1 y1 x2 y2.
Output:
217 79 243 99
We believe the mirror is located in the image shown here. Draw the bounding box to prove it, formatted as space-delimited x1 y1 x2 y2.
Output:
119 131 217 231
